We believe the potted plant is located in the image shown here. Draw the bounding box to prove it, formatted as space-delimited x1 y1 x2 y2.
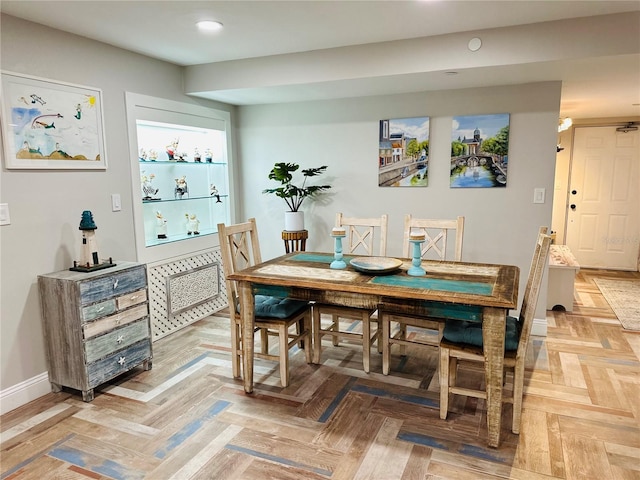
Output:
263 162 331 231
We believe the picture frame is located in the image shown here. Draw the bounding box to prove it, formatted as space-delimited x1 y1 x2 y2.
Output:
1 71 107 169
379 116 430 187
450 113 510 188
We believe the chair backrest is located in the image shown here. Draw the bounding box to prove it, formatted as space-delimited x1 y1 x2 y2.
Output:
516 227 552 359
402 215 465 260
217 218 262 313
336 213 388 256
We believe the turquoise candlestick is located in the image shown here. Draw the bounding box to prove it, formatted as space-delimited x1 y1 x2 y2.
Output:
330 232 347 269
407 238 426 276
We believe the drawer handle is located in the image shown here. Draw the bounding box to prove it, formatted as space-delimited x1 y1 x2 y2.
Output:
96 306 105 313
113 279 119 290
118 356 126 366
115 319 121 325
130 295 139 301
116 335 124 344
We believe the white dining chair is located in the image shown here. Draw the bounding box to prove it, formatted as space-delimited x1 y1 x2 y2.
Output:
380 215 465 375
313 213 388 372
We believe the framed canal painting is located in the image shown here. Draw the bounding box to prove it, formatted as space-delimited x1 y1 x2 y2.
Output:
450 113 509 188
1 71 107 169
379 116 429 187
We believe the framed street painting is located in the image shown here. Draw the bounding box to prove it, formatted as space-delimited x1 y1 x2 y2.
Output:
1 71 107 169
450 113 509 188
379 116 429 187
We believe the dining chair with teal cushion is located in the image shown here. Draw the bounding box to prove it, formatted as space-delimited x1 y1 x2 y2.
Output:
442 316 521 351
252 295 310 318
439 227 551 435
219 218 312 388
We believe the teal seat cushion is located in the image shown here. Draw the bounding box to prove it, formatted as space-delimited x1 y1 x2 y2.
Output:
443 316 520 351
236 295 308 319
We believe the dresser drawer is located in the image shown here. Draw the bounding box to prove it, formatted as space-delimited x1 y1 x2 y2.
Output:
79 266 147 305
82 299 117 322
87 340 151 388
83 303 148 339
84 319 150 364
116 288 147 310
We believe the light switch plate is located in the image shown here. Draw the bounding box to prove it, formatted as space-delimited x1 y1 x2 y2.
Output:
533 188 545 204
111 194 121 212
0 203 10 225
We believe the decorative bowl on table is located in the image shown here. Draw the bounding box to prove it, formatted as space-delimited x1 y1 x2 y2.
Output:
349 256 403 274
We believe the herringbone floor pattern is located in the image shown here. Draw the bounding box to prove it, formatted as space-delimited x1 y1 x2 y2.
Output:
1 269 639 479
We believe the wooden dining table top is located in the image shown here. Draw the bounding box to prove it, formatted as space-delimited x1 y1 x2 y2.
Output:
227 252 520 311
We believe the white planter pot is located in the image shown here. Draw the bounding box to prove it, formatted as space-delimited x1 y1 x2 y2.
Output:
284 211 304 231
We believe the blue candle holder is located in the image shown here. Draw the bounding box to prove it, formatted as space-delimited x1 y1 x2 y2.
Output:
330 230 347 269
407 237 426 276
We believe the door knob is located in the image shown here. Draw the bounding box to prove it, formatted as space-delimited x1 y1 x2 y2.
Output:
570 204 576 210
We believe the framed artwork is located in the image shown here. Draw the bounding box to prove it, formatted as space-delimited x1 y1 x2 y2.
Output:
1 71 107 169
450 114 509 188
379 116 429 187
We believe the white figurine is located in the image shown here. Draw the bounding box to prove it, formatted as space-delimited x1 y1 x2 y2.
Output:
142 173 159 200
148 149 158 161
155 211 168 239
166 138 179 161
204 148 213 163
174 176 188 199
210 184 222 203
185 213 200 235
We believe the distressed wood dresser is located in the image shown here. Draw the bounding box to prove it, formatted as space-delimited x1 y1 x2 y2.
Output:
38 261 152 402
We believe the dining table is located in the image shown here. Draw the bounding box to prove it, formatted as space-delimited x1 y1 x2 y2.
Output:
227 251 520 448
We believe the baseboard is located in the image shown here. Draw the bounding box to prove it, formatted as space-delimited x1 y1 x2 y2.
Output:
531 316 548 337
0 372 51 415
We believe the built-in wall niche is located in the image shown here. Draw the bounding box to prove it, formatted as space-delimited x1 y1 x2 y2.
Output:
125 93 235 337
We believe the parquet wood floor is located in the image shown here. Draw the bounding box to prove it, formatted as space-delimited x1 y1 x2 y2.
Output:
2 269 639 479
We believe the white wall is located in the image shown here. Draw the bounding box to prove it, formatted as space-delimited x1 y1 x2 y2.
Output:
237 81 560 322
0 14 235 408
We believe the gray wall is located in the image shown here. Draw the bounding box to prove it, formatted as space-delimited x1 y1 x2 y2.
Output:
0 14 235 399
237 82 559 316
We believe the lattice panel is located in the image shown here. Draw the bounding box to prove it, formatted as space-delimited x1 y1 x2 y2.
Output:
148 249 228 341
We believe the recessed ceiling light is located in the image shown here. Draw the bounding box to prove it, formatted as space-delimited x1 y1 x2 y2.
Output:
197 20 223 31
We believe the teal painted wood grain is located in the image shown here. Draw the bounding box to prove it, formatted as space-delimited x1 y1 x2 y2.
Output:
372 275 492 295
253 284 293 297
291 253 354 264
385 301 483 322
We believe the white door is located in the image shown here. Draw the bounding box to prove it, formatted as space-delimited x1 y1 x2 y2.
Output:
566 126 640 270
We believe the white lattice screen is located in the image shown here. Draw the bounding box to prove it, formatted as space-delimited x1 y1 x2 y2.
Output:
147 248 228 341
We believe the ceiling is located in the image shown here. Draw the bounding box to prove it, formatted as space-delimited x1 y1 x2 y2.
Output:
2 1 640 118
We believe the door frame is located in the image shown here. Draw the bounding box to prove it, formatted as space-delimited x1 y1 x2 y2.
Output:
551 118 640 272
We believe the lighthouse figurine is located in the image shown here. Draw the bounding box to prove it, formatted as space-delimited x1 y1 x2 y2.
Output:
70 211 115 272
79 210 99 266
